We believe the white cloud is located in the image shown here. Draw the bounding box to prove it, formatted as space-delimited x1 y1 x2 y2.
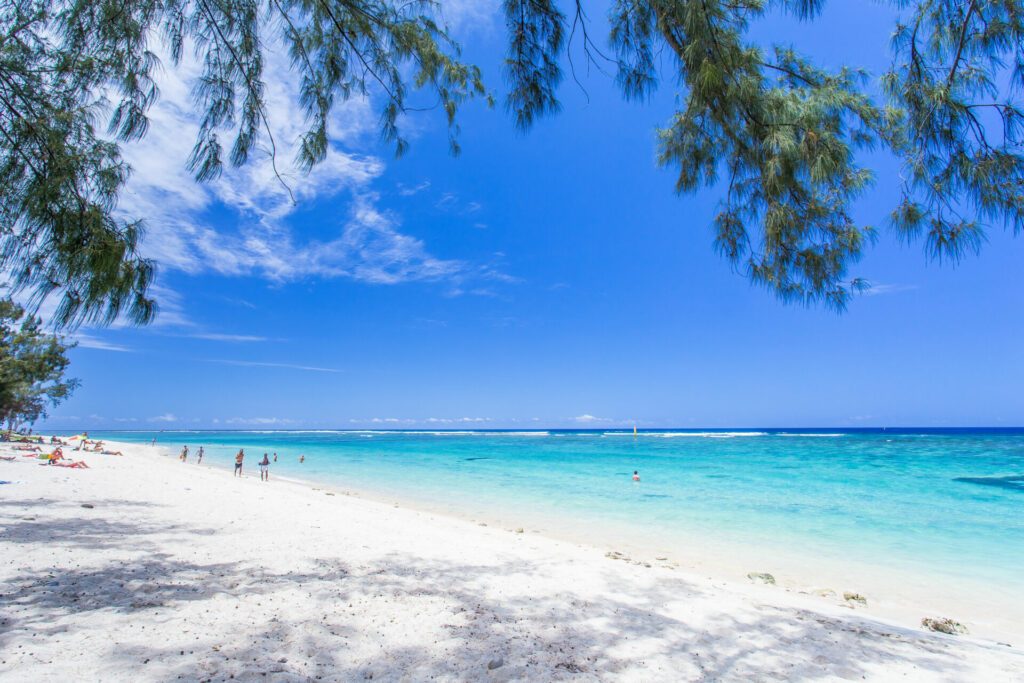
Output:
397 180 431 196
573 414 611 424
150 413 178 422
208 359 342 373
116 39 506 292
439 0 501 32
71 334 132 352
861 283 918 296
224 417 296 425
435 192 458 210
434 192 483 215
186 333 268 343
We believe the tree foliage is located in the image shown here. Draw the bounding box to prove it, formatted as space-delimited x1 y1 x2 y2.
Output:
0 298 78 430
1 0 485 328
1 0 1022 319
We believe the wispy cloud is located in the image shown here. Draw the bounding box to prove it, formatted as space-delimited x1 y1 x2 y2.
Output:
72 334 132 352
397 180 431 196
223 417 296 426
438 0 500 31
150 413 178 422
435 192 483 215
208 359 343 374
186 333 269 343
349 416 494 425
223 298 258 310
861 283 918 296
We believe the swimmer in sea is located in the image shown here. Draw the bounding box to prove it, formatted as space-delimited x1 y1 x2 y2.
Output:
632 470 640 482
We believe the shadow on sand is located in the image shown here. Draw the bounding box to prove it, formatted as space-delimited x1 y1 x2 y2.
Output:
0 502 1014 681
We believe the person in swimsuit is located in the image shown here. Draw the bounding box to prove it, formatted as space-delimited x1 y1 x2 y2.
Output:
234 449 244 476
632 470 640 482
259 452 270 481
180 445 189 463
299 454 305 463
273 452 277 462
197 446 204 464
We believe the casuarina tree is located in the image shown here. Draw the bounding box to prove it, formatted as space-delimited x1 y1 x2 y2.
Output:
1 0 1020 320
0 298 78 430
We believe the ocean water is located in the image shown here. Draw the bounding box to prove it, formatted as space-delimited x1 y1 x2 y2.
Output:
82 428 1023 595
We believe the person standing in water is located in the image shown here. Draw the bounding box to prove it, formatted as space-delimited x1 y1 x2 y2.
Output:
273 452 277 462
180 445 189 463
299 454 305 463
234 449 244 477
197 446 204 464
259 452 270 481
632 470 640 482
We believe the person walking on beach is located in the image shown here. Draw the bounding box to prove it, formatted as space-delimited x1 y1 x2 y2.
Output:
259 452 270 481
197 446 204 464
632 470 640 482
234 449 244 477
180 445 189 463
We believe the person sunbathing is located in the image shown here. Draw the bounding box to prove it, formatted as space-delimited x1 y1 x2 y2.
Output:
52 459 89 469
101 449 123 456
13 444 40 452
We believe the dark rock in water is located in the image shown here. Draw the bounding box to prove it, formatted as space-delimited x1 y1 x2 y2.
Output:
747 572 776 585
843 592 867 606
953 475 1024 492
922 617 968 635
487 658 504 670
464 457 491 461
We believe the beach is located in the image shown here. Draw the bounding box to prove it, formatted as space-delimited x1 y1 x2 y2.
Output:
1 440 1022 681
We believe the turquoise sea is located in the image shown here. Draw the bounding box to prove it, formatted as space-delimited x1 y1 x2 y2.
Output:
82 428 1023 596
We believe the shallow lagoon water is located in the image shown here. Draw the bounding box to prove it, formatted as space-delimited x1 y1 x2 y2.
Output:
86 428 1024 594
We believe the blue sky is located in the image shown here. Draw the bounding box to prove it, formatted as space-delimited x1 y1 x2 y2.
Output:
40 1 1024 430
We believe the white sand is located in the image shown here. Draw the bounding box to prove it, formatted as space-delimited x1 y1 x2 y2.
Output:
1 441 1021 682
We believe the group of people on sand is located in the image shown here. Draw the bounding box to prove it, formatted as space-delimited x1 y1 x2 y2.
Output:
181 446 305 482
0 432 112 469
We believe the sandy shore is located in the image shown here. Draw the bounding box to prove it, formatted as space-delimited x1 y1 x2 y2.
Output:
1 441 1021 681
